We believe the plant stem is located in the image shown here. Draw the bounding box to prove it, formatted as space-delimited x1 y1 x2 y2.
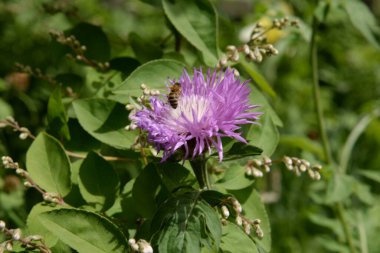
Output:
310 16 357 253
190 155 211 189
310 17 333 164
335 203 357 253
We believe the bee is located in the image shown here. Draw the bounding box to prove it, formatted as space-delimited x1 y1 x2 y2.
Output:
168 82 181 109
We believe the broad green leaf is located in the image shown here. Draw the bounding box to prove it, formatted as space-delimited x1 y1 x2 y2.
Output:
26 203 67 247
132 163 161 218
72 98 136 149
246 113 279 156
215 163 254 190
26 133 71 196
39 209 128 253
162 0 218 66
343 0 380 50
151 191 222 253
325 173 355 204
129 32 163 63
229 187 271 252
240 60 276 98
112 59 186 101
67 22 111 61
155 162 196 192
78 152 120 211
220 223 259 253
47 88 70 140
214 142 262 161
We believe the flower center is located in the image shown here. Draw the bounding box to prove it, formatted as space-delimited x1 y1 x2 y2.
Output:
169 94 211 123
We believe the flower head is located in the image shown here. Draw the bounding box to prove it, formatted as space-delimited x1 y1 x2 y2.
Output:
132 68 261 161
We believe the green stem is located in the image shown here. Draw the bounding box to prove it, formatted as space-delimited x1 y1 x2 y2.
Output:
190 155 211 189
335 203 357 253
310 16 357 253
310 17 333 164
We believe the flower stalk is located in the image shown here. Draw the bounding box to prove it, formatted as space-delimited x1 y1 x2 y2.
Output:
190 155 211 190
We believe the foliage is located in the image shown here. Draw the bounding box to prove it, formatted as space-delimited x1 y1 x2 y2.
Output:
0 0 380 253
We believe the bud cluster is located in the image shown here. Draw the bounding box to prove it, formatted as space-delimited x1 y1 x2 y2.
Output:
0 220 51 253
282 156 322 180
1 156 65 205
0 116 33 140
125 83 160 132
220 197 264 239
15 63 58 86
217 17 299 69
49 30 109 72
245 156 272 178
128 238 153 253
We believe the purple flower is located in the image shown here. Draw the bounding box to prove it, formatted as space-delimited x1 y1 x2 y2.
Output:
132 68 261 161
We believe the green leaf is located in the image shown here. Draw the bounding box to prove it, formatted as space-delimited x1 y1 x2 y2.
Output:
357 170 380 183
129 32 163 63
78 152 120 211
246 113 279 157
26 133 71 196
112 59 186 101
229 187 271 252
201 190 229 207
240 60 276 98
39 209 128 253
72 98 137 149
215 163 253 190
325 173 355 204
155 162 196 192
215 142 262 161
220 222 259 253
47 88 70 140
26 203 66 247
67 22 111 61
132 163 162 218
0 98 13 118
162 0 218 66
343 0 380 50
151 191 222 253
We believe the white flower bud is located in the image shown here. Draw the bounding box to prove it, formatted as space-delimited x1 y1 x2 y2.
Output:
236 216 243 226
24 181 33 188
140 83 147 90
219 56 228 67
283 156 292 166
19 132 28 140
255 227 264 239
263 165 270 173
226 45 236 52
12 228 22 240
299 164 307 172
232 199 242 213
0 220 6 230
221 205 230 219
252 168 263 177
138 239 153 253
313 164 322 171
129 124 138 130
126 104 134 111
245 166 253 176
243 44 250 55
243 222 251 235
253 47 262 62
314 172 321 180
5 241 13 251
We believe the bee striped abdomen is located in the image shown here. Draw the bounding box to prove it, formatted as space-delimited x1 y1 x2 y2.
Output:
168 82 181 109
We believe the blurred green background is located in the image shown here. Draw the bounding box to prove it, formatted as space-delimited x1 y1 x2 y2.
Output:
1 0 380 252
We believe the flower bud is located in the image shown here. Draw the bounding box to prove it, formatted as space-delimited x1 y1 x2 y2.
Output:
12 228 22 240
19 132 28 140
232 199 242 213
221 205 230 219
243 44 250 55
0 220 6 230
236 216 243 226
24 181 33 188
